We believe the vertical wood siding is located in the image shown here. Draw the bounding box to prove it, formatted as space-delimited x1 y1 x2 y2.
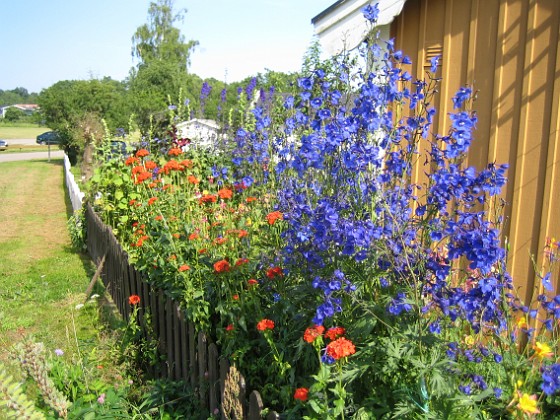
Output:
393 0 560 303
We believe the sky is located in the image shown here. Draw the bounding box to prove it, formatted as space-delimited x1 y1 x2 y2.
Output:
0 0 336 94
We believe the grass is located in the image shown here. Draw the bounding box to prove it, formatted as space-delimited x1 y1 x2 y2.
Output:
0 123 49 139
0 159 121 365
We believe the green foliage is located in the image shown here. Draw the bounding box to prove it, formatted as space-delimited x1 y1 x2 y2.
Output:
0 363 45 420
67 208 87 252
4 107 25 122
0 87 38 106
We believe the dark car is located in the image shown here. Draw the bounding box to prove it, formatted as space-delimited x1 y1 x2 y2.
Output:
0 139 7 151
36 131 61 145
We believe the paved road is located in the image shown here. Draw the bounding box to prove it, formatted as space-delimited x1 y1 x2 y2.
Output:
0 139 64 163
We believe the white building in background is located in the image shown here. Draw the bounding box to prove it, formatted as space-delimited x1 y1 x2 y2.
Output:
176 118 220 149
311 0 406 56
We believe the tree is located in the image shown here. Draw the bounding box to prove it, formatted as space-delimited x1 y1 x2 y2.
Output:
4 107 25 122
131 0 198 72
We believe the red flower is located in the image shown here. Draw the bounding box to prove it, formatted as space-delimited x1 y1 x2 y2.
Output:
135 148 149 158
326 337 356 360
129 295 141 305
155 215 163 221
187 175 199 185
179 264 190 272
233 294 239 300
188 232 199 241
266 211 283 225
226 324 234 332
199 194 218 204
303 325 325 343
256 319 275 331
293 387 309 402
325 327 346 341
246 196 257 203
213 259 231 273
235 258 249 266
181 159 193 168
148 197 158 205
266 266 283 279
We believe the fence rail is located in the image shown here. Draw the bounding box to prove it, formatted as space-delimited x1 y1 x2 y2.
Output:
85 204 278 419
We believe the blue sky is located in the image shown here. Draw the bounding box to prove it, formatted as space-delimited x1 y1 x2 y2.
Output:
0 0 336 93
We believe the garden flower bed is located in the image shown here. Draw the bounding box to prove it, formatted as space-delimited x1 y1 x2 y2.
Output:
84 7 560 418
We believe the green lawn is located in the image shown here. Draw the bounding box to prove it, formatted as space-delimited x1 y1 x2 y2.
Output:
0 124 50 139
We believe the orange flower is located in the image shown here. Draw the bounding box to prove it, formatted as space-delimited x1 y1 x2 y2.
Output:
233 294 239 300
257 319 275 331
199 194 218 204
247 279 258 286
235 258 249 266
129 295 141 305
187 175 200 185
237 229 248 238
293 387 309 402
135 148 149 158
266 211 283 225
188 232 199 241
179 264 190 272
172 233 181 239
155 215 163 221
214 237 228 245
162 159 182 174
144 160 157 170
303 325 325 343
218 188 233 200
325 326 346 341
266 266 283 279
181 159 193 168
246 196 257 203
326 337 356 360
168 147 182 156
214 259 231 273
125 156 139 166
148 197 158 205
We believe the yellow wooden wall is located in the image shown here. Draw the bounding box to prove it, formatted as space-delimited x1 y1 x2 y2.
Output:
392 0 560 303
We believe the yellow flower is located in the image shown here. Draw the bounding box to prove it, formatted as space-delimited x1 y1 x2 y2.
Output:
464 335 475 346
533 341 553 359
517 393 540 415
516 316 528 329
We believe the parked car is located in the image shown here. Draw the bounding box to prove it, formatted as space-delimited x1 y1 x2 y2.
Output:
36 131 61 145
0 139 7 151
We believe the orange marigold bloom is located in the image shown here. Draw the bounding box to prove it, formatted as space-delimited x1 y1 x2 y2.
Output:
293 387 309 402
134 171 152 184
266 211 283 225
237 229 248 238
163 159 182 174
198 248 207 254
144 160 157 170
131 165 146 175
325 327 346 341
188 232 200 241
303 325 325 343
326 337 356 360
155 215 163 221
168 147 182 156
246 196 257 203
214 259 231 273
135 148 149 158
181 159 193 168
188 175 200 185
148 197 158 205
266 266 283 279
257 319 275 331
129 295 141 305
179 264 190 272
218 188 233 199
125 156 139 166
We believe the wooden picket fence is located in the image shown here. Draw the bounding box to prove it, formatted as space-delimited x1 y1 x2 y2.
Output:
84 204 279 419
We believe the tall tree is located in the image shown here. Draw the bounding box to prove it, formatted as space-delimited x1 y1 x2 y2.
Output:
131 0 198 72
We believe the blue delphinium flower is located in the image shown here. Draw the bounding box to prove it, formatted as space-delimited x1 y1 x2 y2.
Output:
541 364 560 395
362 3 380 22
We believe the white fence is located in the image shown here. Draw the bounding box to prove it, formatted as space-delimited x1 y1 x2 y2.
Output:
63 153 84 212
